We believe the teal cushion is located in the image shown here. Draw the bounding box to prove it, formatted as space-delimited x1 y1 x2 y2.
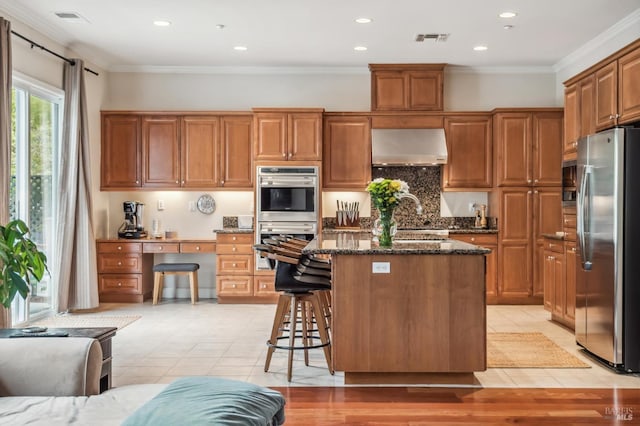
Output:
122 377 286 426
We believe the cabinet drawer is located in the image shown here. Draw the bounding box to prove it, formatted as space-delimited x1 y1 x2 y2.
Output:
216 255 253 274
254 276 275 296
563 214 577 229
544 239 564 254
180 242 216 253
563 229 576 242
99 275 142 294
217 276 253 296
216 233 253 245
216 243 253 255
97 242 142 254
97 254 142 273
142 242 180 253
452 233 498 245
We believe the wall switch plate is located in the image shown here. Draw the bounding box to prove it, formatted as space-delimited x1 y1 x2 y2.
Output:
469 202 476 213
157 200 165 211
188 201 196 212
372 262 391 273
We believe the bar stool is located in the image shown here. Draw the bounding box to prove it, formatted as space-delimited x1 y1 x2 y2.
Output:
254 241 333 382
152 263 200 305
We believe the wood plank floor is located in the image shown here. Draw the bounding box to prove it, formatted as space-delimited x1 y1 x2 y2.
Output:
272 387 640 425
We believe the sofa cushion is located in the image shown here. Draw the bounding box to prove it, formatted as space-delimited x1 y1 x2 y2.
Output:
122 377 286 426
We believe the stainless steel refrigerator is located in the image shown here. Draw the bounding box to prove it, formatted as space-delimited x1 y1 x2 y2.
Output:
576 127 640 373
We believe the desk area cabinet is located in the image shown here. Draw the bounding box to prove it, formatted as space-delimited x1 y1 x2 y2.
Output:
96 239 216 303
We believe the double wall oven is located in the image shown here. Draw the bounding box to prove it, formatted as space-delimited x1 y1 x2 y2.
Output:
255 166 319 270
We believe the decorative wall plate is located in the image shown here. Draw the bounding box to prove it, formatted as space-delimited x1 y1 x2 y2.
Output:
196 194 216 214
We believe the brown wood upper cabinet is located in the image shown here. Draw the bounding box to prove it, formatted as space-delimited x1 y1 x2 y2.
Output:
442 115 492 190
594 45 640 130
563 74 595 160
369 64 445 111
101 112 253 190
494 109 563 187
101 114 141 189
322 115 371 190
253 108 323 161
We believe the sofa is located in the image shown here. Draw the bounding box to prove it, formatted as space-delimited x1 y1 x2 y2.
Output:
0 337 285 425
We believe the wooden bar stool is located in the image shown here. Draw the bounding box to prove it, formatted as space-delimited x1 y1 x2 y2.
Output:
152 263 200 304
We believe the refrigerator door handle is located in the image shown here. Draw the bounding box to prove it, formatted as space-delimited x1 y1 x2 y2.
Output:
580 165 593 270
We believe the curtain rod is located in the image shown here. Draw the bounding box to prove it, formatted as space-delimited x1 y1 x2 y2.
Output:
10 30 99 76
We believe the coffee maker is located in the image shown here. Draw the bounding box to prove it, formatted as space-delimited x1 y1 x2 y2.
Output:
117 201 147 239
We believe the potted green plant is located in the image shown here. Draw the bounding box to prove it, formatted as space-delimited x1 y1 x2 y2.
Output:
0 219 48 308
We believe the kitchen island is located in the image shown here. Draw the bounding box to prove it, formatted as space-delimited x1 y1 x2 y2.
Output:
303 232 490 385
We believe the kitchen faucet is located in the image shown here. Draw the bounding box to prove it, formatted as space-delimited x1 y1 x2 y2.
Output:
397 193 423 214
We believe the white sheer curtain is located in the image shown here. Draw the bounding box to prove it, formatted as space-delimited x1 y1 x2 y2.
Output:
0 17 12 327
55 59 99 311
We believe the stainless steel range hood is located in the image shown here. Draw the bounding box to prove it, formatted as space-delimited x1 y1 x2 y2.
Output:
371 128 448 165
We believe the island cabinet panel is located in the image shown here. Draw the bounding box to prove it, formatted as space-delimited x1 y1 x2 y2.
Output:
96 242 153 303
331 254 486 376
441 116 492 190
322 115 372 189
101 114 141 189
451 234 498 300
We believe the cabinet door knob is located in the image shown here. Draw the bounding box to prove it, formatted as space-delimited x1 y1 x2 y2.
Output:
232 284 237 288
528 190 532 194
182 180 185 185
158 246 163 250
282 153 286 158
175 180 179 184
288 152 292 158
117 246 122 250
232 263 237 267
196 246 200 251
117 261 122 266
118 282 122 286
527 179 532 184
571 247 576 252
232 247 237 252
221 180 225 186
261 284 267 289
136 180 140 184
232 236 237 241
609 114 615 120
534 179 538 183
471 237 475 242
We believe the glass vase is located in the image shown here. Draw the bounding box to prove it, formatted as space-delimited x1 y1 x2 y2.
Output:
374 208 396 248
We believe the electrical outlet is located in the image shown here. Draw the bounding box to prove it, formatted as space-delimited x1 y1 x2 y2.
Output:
157 200 165 211
468 202 476 213
188 201 196 212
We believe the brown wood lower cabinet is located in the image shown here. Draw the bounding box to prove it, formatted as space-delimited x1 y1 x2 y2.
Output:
215 233 277 303
542 236 575 330
97 242 153 303
450 233 497 302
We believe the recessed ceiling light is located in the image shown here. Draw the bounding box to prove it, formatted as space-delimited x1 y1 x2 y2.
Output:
499 11 517 18
473 45 488 51
215 24 225 30
354 46 368 51
355 17 372 24
234 46 248 51
153 20 171 27
503 25 514 30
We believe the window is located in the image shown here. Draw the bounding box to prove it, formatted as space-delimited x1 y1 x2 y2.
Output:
9 73 63 325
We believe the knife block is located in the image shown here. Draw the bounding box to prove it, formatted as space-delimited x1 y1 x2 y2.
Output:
336 210 360 229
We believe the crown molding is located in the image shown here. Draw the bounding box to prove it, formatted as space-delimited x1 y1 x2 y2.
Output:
107 65 370 75
446 65 554 75
553 7 640 73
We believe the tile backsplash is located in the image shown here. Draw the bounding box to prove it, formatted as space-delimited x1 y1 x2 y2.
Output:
323 166 493 230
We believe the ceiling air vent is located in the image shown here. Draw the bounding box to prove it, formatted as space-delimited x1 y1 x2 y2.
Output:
54 12 90 23
415 33 449 42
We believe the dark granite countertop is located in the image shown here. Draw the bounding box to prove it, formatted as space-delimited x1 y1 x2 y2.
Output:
303 232 491 255
323 227 498 235
447 228 498 234
214 228 253 234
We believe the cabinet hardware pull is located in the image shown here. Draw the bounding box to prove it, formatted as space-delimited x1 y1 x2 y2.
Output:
232 247 237 251
175 180 179 184
232 263 237 267
221 180 225 185
471 237 475 242
528 190 532 194
282 153 286 157
182 180 185 185
288 153 292 158
196 246 200 251
117 262 122 266
136 180 139 184
261 284 266 289
534 179 538 183
159 246 163 250
118 282 122 286
527 179 532 184
117 246 122 250
232 236 237 241
232 284 237 288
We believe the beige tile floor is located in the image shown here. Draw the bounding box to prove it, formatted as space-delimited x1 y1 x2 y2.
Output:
99 301 640 388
